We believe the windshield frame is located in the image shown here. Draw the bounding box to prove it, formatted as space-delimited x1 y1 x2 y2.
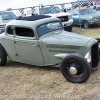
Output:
37 21 63 37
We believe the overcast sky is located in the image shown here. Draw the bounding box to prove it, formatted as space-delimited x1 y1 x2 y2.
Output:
0 0 76 10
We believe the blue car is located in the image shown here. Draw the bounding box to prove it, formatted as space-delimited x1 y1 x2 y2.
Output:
71 7 100 28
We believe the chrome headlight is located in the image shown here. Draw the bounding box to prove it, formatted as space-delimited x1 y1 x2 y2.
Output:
92 17 97 21
85 52 91 63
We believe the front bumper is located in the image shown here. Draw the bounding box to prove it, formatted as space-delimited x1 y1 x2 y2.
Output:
90 21 100 25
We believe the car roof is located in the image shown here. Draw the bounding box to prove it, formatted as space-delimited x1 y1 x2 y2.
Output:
77 0 89 1
6 15 60 29
73 7 91 11
16 15 51 21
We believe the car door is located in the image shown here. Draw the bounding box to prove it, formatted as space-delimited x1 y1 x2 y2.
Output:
14 27 44 65
72 11 80 24
3 26 18 61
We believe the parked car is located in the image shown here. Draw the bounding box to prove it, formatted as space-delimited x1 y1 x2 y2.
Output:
74 0 97 8
32 6 73 32
71 7 100 28
0 15 99 83
91 5 100 11
0 11 17 33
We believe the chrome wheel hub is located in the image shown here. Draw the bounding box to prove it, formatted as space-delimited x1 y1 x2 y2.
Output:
69 67 77 75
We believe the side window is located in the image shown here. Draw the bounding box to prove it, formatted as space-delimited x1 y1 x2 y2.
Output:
15 27 34 37
7 27 13 35
72 11 78 16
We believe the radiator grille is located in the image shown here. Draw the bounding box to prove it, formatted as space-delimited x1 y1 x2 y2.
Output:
91 42 99 69
0 24 5 32
57 16 68 22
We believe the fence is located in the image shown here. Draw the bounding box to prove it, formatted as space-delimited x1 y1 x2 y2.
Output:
1 1 100 16
0 0 100 32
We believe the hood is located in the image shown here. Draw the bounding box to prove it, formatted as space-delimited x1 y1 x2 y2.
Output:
41 30 98 63
45 12 70 17
42 30 91 46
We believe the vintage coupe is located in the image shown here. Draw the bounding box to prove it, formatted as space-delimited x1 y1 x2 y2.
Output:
71 7 100 28
0 15 99 83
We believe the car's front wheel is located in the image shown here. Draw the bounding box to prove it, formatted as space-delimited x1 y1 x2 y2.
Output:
83 20 90 28
0 44 7 66
60 54 91 83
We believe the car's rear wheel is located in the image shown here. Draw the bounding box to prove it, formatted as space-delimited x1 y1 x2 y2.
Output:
0 44 7 66
60 54 91 83
83 20 90 28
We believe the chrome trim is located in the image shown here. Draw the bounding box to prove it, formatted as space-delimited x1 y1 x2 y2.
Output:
69 67 77 75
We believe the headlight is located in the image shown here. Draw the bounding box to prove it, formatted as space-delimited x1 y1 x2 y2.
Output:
92 17 97 21
85 52 91 63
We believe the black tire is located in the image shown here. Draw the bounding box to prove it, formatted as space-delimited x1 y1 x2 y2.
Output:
60 54 91 83
0 44 7 66
64 25 72 32
83 20 90 28
96 38 100 56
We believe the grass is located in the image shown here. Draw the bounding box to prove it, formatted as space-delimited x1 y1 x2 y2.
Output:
73 25 100 38
0 26 100 100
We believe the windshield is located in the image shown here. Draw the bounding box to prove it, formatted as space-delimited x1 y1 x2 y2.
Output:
1 12 17 20
79 8 96 15
37 21 62 37
40 7 62 14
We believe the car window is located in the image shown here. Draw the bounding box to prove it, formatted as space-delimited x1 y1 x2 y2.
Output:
40 7 62 14
37 21 62 37
72 11 79 16
79 8 96 15
7 27 13 35
1 12 17 20
15 27 34 37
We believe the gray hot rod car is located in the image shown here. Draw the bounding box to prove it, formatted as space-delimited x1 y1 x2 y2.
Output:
0 15 99 83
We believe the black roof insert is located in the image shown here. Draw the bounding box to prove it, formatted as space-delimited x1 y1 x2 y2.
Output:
16 15 51 21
